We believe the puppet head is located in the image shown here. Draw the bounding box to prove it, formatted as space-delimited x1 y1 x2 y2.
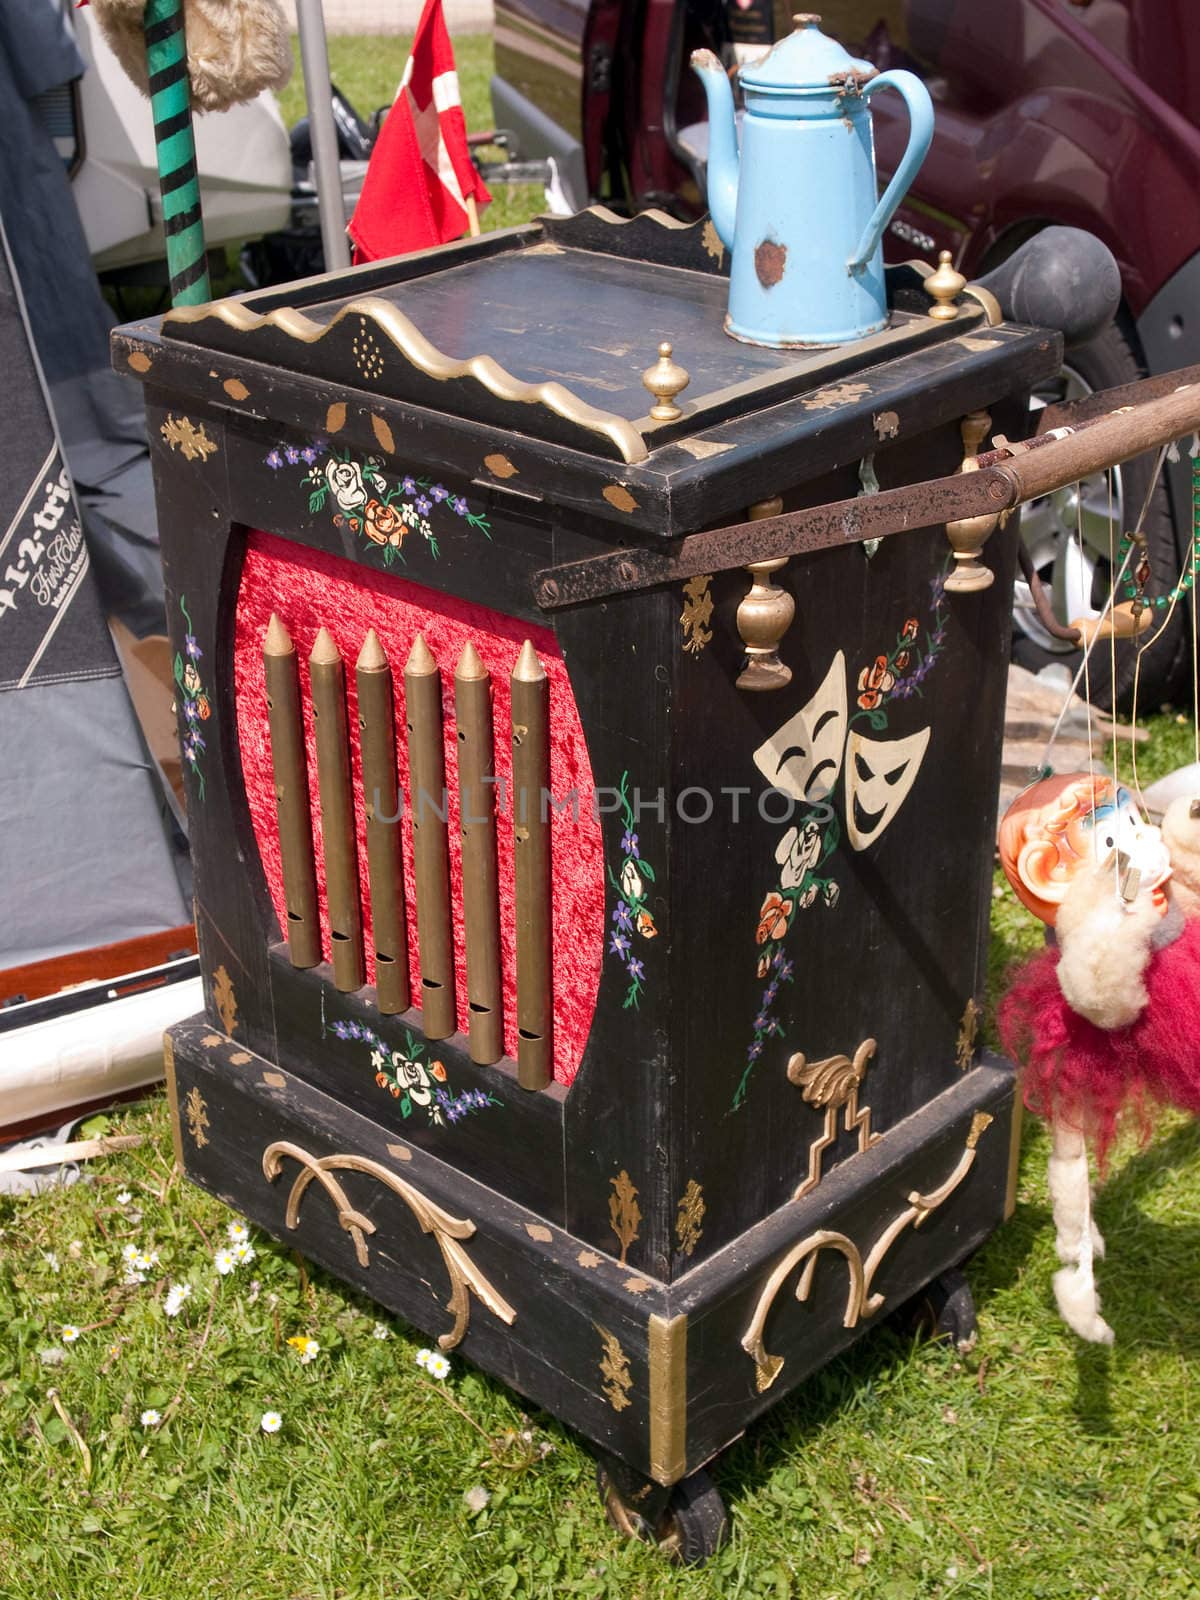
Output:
998 773 1171 925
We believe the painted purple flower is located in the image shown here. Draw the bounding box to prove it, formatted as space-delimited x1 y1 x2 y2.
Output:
332 1021 352 1039
430 483 449 502
451 497 469 516
472 1089 490 1109
627 956 645 982
764 981 779 1005
754 1010 769 1032
191 732 206 754
346 1022 363 1039
610 931 631 957
435 1088 451 1108
620 828 639 857
613 902 632 931
447 1102 464 1123
285 446 301 465
776 956 794 982
300 446 319 465
748 1039 763 1060
182 739 196 762
415 496 432 516
183 700 200 723
402 476 417 495
265 448 284 470
185 634 202 660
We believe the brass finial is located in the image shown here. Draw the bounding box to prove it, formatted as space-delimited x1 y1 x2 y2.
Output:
943 410 998 592
793 13 822 25
642 341 690 423
736 495 795 692
925 250 966 321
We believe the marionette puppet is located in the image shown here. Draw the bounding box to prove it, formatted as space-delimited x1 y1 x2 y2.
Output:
88 0 292 113
998 772 1200 1343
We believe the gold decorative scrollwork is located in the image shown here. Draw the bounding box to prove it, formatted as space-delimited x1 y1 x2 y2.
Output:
680 575 714 655
596 1324 634 1412
742 1110 993 1392
212 965 238 1037
788 1037 880 1198
609 1170 642 1266
160 414 217 462
675 1179 705 1257
261 1141 516 1351
184 1086 210 1148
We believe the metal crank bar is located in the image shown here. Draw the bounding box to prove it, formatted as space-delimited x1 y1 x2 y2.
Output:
532 367 1200 612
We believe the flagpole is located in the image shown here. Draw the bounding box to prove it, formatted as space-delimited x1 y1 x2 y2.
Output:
465 196 481 238
295 0 352 271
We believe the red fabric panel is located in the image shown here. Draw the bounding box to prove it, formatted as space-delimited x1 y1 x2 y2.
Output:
233 529 603 1085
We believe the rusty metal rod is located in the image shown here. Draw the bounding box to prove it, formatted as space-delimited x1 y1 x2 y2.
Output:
455 642 504 1066
404 634 456 1040
533 370 1200 610
263 614 321 968
511 641 552 1089
356 629 411 1015
310 627 364 992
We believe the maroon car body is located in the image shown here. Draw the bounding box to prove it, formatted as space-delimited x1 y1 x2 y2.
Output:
492 0 1200 702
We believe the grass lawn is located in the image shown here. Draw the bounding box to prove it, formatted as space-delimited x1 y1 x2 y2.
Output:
10 34 1199 1600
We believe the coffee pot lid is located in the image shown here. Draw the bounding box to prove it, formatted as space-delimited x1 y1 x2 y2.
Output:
739 14 875 94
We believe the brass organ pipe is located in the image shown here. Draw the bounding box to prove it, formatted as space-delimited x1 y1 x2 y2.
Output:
455 641 503 1065
263 613 321 968
309 626 365 992
404 634 456 1039
356 629 411 1015
511 640 552 1088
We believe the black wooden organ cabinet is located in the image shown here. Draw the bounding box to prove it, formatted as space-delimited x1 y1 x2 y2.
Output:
114 211 1060 1559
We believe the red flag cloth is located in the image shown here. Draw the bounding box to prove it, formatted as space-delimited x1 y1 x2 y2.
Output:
348 0 491 262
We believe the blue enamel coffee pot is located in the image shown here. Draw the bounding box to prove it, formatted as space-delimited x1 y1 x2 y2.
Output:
692 14 934 347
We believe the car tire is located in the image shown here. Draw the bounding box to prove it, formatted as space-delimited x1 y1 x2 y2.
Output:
1011 318 1190 713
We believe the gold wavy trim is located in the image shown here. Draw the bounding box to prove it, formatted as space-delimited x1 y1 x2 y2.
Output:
165 294 649 464
262 1141 517 1350
741 1111 993 1391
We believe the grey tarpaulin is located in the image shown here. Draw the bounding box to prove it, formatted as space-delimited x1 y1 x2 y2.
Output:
0 209 188 969
0 0 166 642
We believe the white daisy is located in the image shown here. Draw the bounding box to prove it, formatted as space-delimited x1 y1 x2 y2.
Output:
232 1241 256 1265
299 1338 320 1365
121 1244 139 1264
415 1348 432 1369
140 1409 161 1427
214 1248 236 1276
116 1191 132 1205
426 1352 451 1380
227 1221 249 1244
372 1323 389 1341
60 1325 80 1344
260 1411 283 1434
164 1283 192 1317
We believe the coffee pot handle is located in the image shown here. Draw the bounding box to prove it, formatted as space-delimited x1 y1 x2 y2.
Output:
847 70 935 277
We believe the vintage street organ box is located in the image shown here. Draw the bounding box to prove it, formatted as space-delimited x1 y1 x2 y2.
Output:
114 210 1060 1556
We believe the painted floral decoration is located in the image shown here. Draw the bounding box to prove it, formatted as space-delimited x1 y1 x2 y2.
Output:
174 594 210 801
329 1020 500 1128
733 563 950 1109
608 772 657 1009
266 440 491 566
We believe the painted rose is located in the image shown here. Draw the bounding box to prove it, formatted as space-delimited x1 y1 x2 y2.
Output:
757 953 771 979
620 859 644 902
775 820 822 891
756 891 792 945
430 1060 447 1082
393 1055 432 1105
363 498 403 546
182 662 201 695
857 654 896 711
901 618 919 641
196 695 212 720
635 909 657 939
325 457 368 513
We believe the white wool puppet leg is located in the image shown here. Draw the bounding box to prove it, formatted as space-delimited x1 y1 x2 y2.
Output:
1048 1121 1114 1344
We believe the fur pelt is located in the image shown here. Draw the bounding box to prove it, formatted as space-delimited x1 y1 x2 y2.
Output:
1055 859 1181 1029
1161 794 1200 921
90 0 292 114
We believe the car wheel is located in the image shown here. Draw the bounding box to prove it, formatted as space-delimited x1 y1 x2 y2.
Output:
1011 319 1190 713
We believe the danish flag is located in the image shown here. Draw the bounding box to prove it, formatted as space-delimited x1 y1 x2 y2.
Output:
348 0 491 262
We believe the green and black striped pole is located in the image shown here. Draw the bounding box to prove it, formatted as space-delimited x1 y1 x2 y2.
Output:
143 0 210 305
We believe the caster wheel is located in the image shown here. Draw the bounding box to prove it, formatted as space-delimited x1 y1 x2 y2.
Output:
899 1267 978 1353
596 1463 730 1565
